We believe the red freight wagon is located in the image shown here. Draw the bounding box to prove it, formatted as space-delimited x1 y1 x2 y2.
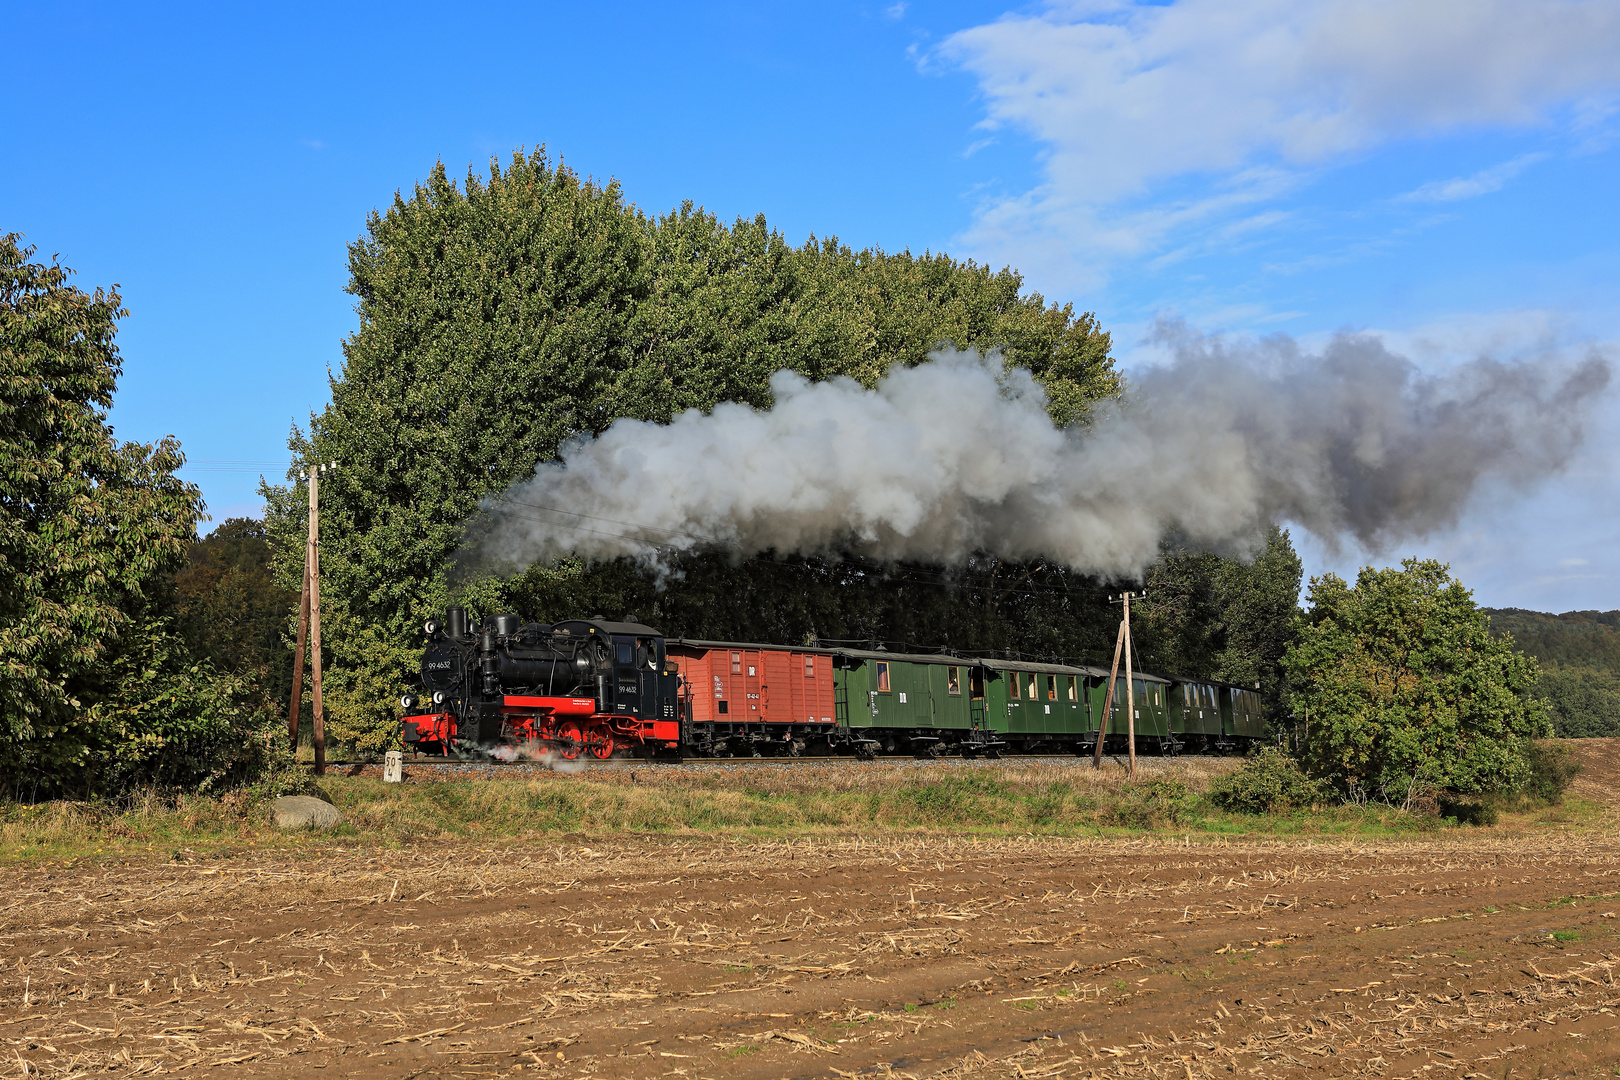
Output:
665 639 838 756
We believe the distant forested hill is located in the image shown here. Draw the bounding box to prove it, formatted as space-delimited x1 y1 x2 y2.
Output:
1485 608 1620 738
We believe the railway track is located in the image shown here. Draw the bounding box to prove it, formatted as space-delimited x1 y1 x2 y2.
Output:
326 751 1235 780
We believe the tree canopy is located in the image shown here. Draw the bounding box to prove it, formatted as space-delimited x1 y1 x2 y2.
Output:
263 149 1127 753
0 234 283 796
1140 525 1302 718
1283 559 1549 802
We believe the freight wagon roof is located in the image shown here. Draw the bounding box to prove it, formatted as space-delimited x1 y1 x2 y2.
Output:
666 638 839 654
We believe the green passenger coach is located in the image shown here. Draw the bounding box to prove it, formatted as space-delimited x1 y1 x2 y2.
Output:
663 640 1267 759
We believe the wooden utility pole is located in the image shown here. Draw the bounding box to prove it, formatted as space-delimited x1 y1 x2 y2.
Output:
1122 591 1136 778
308 464 326 776
1092 620 1126 769
1093 592 1142 777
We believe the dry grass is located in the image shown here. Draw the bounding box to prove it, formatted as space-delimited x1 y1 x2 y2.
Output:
6 751 1604 867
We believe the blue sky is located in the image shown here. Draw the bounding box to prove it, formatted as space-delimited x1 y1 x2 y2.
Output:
7 0 1618 611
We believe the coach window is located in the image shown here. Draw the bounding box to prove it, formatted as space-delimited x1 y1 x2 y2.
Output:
1046 675 1057 701
804 656 815 677
731 652 741 674
1027 674 1039 700
876 661 891 693
1008 674 1020 699
947 666 961 695
1066 676 1077 702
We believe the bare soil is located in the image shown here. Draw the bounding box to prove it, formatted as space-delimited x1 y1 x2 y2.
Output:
7 746 1620 1080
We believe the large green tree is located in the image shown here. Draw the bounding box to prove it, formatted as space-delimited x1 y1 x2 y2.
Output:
264 149 1125 753
1 234 282 795
1282 559 1548 802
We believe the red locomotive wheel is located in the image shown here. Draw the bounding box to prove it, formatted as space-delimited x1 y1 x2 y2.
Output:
554 719 584 760
585 723 614 760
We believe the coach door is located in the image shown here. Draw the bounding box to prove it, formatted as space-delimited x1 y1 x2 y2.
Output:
968 666 986 730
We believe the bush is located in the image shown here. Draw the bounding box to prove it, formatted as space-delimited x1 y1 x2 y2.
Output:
1103 775 1194 828
1438 798 1499 825
1285 561 1548 800
1208 748 1326 814
1521 741 1581 805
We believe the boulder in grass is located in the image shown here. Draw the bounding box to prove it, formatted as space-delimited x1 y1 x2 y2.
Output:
271 795 345 830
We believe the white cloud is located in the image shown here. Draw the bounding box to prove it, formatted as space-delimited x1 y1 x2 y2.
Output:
1396 152 1548 202
939 0 1620 288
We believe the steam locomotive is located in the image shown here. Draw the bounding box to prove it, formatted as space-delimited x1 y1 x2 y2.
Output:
398 609 1268 759
399 609 681 759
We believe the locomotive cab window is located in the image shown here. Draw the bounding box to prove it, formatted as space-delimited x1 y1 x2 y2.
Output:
616 641 633 666
947 666 961 696
876 661 891 693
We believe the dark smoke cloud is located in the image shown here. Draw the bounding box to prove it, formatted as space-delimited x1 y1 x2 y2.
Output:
475 328 1611 578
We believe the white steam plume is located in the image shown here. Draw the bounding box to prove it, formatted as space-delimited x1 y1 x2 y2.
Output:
488 740 589 774
476 330 1610 577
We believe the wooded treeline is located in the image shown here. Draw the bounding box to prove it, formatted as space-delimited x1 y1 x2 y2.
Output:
259 148 1162 754
1486 608 1620 738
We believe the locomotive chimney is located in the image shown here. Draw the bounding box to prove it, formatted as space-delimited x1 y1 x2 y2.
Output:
446 606 468 641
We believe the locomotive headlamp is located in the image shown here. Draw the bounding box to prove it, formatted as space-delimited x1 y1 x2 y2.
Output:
432 690 446 705
400 694 417 710
424 619 439 636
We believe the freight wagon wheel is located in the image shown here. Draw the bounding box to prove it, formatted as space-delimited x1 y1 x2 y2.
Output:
584 724 614 760
554 719 584 761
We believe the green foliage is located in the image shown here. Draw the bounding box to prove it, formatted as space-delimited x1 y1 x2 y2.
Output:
1529 667 1620 738
1282 559 1550 802
1142 525 1302 719
1437 797 1498 825
263 149 1124 753
0 234 286 797
1485 608 1620 675
174 518 300 710
1207 748 1326 814
1103 775 1193 828
1520 740 1581 805
1483 608 1620 739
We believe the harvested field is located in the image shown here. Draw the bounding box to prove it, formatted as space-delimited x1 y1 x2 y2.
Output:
5 743 1620 1079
